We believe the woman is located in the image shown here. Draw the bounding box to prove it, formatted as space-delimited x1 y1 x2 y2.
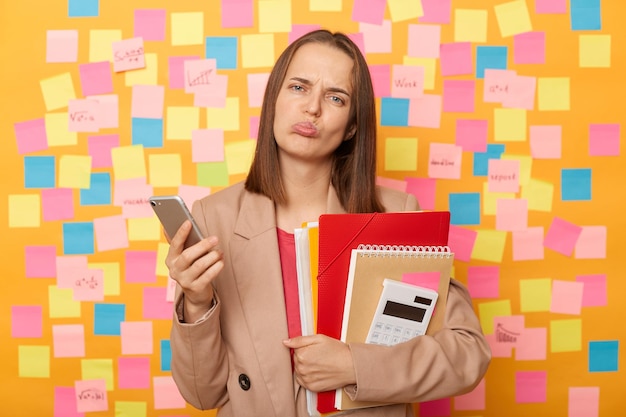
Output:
166 30 490 417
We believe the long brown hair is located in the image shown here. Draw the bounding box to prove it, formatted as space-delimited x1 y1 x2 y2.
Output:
244 29 384 213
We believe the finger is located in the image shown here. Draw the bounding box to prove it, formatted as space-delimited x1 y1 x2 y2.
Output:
283 335 319 349
169 220 192 253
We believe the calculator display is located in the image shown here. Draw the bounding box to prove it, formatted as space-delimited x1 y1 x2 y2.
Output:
383 301 426 323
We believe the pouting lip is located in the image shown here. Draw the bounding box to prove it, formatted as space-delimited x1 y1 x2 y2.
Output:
292 121 319 137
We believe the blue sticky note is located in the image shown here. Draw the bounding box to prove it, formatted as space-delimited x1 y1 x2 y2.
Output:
80 173 111 205
132 118 163 148
571 0 601 30
476 46 508 79
449 193 481 225
589 340 618 372
561 168 592 201
206 37 238 69
94 303 126 335
380 97 409 126
24 156 56 188
473 144 505 176
68 0 99 17
62 222 95 255
160 340 172 371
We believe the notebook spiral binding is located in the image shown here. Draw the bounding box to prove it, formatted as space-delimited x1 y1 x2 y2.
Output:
356 244 452 258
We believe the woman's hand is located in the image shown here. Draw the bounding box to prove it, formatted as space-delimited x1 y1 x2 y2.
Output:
283 334 356 392
165 220 224 323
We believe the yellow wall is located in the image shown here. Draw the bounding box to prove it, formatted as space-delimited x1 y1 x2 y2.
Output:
1 0 624 415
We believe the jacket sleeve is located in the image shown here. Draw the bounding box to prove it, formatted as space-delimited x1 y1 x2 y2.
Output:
346 279 491 404
170 290 230 410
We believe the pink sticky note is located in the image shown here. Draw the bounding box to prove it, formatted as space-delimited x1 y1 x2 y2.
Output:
409 94 442 128
420 0 452 23
502 75 536 110
79 62 113 96
14 118 48 154
194 74 228 108
516 371 547 403
249 115 260 139
75 379 108 413
192 129 225 162
154 376 187 409
54 386 83 417
402 271 440 291
25 245 57 278
535 0 567 14
42 188 75 221
56 256 89 289
454 378 485 410
485 333 512 358
405 177 436 210
496 198 528 231
544 217 583 257
488 159 520 193
94 215 129 252
589 123 620 156
347 32 366 57
392 65 424 99
121 321 153 354
143 287 174 319
512 227 545 261
530 125 562 159
247 73 270 108
467 266 500 299
494 315 524 346
443 79 475 112
112 37 145 72
113 178 153 218
68 99 100 132
360 20 392 54
514 32 546 64
408 24 441 58
73 268 104 301
456 119 488 152
428 143 462 179
448 225 477 262
168 56 200 89
418 398 450 417
52 324 85 357
369 64 391 98
574 225 607 259
125 250 157 283
184 59 217 94
46 30 78 63
440 42 473 76
569 387 600 417
178 184 211 209
118 357 151 389
221 0 253 28
288 24 321 44
352 0 386 25
134 9 166 41
12 305 43 338
87 94 119 129
576 274 607 307
88 134 119 168
551 280 584 315
483 69 516 103
131 85 164 119
515 327 547 360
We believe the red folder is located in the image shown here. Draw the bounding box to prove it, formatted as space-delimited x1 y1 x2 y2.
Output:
315 211 450 413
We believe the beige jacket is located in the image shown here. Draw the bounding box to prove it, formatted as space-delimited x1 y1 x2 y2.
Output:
170 181 491 417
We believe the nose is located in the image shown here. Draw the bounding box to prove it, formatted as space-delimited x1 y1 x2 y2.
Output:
304 92 321 116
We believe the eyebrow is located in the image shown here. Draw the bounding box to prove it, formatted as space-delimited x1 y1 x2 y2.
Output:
289 76 351 97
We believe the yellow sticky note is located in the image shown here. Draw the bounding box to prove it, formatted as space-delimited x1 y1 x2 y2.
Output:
520 278 551 312
125 53 158 86
494 0 532 37
494 108 526 142
40 73 76 111
207 97 240 131
455 9 488 43
156 242 170 276
502 154 532 186
225 140 256 176
478 299 511 335
171 12 204 46
259 0 292 33
309 0 342 11
9 194 40 228
49 285 81 318
59 155 92 189
579 35 611 68
81 359 114 390
538 77 570 111
45 112 78 147
111 145 147 180
89 30 122 62
148 154 182 187
18 346 50 378
482 182 514 216
242 34 275 68
88 262 120 296
115 402 147 417
550 319 582 352
128 217 161 242
385 137 418 171
166 106 200 140
521 178 554 212
403 57 436 90
388 0 423 22
471 229 507 263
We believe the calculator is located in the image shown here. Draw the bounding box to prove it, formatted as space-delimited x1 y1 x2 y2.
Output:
366 279 438 346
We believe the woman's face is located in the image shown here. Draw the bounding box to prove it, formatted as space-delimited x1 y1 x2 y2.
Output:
273 42 354 166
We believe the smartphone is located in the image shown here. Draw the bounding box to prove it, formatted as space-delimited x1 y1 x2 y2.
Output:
149 195 205 249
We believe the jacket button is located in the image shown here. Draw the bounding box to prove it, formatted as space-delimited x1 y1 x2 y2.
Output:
238 374 251 391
